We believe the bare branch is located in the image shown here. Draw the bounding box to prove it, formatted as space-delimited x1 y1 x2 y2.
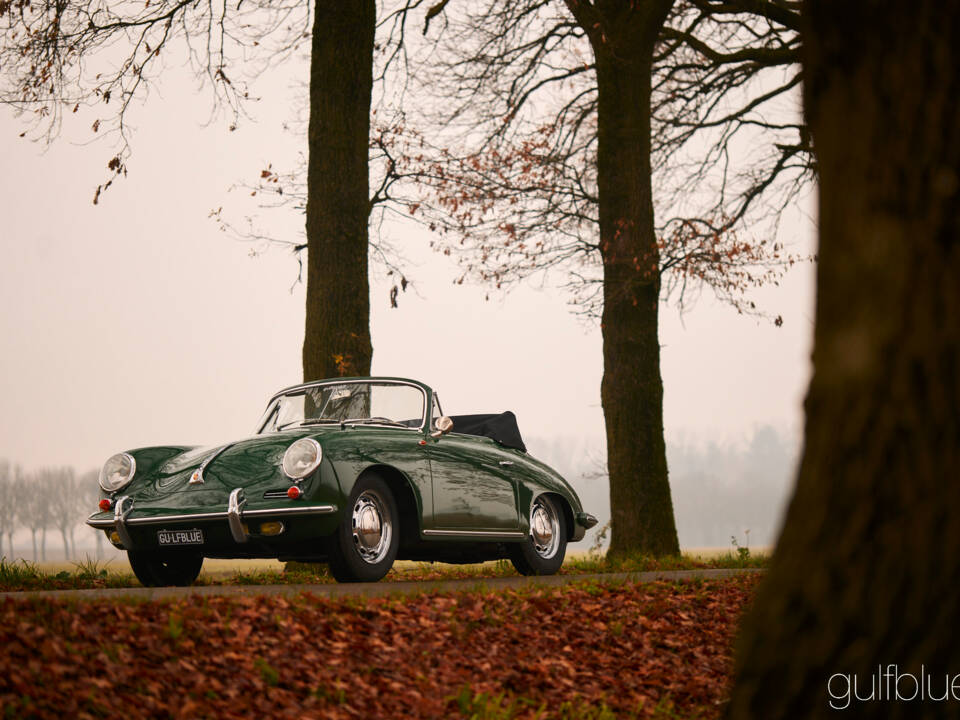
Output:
391 0 809 317
423 0 451 35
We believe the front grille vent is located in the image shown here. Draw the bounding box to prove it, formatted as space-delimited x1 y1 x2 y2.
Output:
263 489 291 499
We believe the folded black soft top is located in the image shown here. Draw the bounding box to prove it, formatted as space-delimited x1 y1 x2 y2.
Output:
448 412 527 452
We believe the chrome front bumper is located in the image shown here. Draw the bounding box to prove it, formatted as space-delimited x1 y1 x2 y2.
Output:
86 488 337 549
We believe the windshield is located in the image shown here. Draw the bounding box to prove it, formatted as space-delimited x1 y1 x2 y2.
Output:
257 381 426 433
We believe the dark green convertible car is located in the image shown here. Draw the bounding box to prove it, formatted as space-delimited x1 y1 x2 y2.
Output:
87 377 597 585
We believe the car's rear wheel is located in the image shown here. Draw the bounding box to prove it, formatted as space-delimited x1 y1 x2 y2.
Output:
128 550 204 587
327 474 399 582
508 495 567 576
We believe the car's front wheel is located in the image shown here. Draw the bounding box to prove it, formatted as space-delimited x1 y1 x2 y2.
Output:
128 550 204 587
327 474 399 583
508 495 567 576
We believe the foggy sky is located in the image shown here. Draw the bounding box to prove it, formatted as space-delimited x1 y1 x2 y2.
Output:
0 62 816 546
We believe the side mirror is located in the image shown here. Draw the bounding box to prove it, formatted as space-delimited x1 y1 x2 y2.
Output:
430 415 454 439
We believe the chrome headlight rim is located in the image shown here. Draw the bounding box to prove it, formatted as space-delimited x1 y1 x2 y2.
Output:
282 438 323 480
99 452 137 493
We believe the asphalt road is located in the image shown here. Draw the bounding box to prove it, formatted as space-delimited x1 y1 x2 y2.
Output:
0 568 762 603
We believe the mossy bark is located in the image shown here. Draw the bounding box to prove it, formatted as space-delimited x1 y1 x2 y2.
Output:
727 2 960 717
579 0 680 557
303 0 376 382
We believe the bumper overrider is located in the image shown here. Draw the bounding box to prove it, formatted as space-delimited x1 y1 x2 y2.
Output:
571 511 598 541
86 488 338 550
577 512 599 529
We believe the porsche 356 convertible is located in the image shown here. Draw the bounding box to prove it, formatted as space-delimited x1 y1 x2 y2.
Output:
87 377 597 585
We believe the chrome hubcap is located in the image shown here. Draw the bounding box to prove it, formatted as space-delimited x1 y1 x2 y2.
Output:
530 497 560 559
351 491 392 564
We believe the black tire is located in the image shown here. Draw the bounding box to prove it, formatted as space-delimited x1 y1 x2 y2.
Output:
509 495 567 576
128 550 204 587
327 474 400 583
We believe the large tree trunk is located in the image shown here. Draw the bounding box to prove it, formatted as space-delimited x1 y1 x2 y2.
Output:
302 0 376 381
727 2 960 717
575 0 679 557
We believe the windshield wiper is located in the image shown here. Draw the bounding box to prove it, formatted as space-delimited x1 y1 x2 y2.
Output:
340 418 408 428
300 418 343 426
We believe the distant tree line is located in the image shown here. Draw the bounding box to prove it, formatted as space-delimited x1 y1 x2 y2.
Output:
0 461 101 562
668 426 796 548
529 425 797 551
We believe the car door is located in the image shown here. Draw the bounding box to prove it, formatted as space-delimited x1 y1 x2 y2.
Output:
426 433 521 531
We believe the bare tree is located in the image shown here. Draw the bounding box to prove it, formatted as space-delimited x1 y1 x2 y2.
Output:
0 0 427 383
398 0 806 556
15 468 50 562
35 470 58 562
404 0 806 309
218 4 450 312
77 470 102 559
727 1 960 716
9 467 28 561
46 467 79 560
0 461 14 558
0 0 311 191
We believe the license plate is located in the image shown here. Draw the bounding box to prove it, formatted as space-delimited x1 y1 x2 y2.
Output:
157 528 204 546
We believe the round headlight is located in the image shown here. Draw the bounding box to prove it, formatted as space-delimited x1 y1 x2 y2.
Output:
282 438 322 480
99 452 136 492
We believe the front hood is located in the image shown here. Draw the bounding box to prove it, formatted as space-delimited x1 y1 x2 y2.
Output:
120 424 420 510
159 443 231 474
124 428 349 504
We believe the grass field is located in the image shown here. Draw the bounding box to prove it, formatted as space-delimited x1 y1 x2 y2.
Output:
0 548 768 593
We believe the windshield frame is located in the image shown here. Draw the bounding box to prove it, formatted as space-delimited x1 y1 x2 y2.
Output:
255 378 429 434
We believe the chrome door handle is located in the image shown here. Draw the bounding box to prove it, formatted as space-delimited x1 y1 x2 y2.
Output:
499 461 514 467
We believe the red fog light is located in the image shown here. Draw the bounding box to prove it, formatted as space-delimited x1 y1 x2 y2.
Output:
287 486 302 500
99 498 112 512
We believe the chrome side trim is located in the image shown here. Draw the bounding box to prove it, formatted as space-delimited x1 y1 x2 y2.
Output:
228 488 248 543
243 505 337 518
114 496 134 549
422 529 525 539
